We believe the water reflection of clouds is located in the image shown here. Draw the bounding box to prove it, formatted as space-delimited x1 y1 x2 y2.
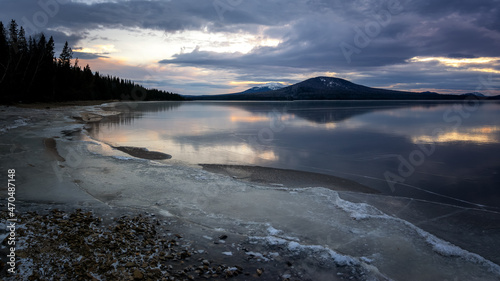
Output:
412 126 500 144
348 103 500 146
157 139 278 164
229 112 295 124
96 101 500 159
94 127 163 145
230 115 269 123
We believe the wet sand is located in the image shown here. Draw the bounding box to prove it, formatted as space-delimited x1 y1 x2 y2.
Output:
112 146 172 160
43 137 66 162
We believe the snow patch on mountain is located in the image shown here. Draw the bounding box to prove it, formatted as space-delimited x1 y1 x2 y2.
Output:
264 82 286 90
251 82 286 91
241 82 286 94
320 77 346 89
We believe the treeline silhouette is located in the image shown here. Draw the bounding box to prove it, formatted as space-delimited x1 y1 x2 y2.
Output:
0 20 184 104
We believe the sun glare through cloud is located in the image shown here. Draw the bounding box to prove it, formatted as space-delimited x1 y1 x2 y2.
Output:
409 56 500 73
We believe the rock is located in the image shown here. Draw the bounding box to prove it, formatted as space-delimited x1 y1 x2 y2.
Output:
125 262 136 268
133 269 144 280
80 112 103 123
0 209 250 281
256 268 263 276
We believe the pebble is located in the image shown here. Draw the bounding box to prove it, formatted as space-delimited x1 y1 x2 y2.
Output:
133 269 144 280
0 209 246 281
257 268 264 276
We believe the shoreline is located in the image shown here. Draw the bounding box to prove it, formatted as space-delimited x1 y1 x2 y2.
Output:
1 103 500 280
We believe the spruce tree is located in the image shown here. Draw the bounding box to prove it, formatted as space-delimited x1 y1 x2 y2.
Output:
17 27 27 54
8 20 19 57
38 35 56 100
0 22 8 66
0 22 9 84
46 36 55 60
58 41 72 68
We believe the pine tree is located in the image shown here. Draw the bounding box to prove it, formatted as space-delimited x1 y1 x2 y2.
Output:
45 36 55 61
58 41 72 68
8 20 18 52
2 20 23 101
0 22 8 65
0 22 9 100
0 21 9 84
17 27 27 54
38 35 56 101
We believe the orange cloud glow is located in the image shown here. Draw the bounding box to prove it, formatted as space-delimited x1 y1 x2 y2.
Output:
408 56 500 74
230 115 269 123
412 126 500 144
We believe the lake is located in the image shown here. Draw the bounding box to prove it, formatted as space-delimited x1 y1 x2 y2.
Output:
90 100 500 210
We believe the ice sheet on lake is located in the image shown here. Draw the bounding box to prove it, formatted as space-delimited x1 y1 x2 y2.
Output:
0 118 30 134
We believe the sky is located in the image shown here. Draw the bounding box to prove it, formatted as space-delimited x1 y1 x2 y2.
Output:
1 0 499 96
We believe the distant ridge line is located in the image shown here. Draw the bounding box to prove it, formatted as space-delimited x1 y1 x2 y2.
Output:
187 76 499 101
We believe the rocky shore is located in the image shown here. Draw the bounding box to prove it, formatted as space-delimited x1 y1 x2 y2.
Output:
0 203 372 281
0 208 251 280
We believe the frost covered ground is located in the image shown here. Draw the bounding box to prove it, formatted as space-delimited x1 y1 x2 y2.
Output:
1 104 500 280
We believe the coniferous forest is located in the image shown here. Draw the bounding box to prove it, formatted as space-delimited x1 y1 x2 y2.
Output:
0 20 184 104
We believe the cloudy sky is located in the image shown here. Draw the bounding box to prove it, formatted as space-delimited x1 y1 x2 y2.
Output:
1 0 499 95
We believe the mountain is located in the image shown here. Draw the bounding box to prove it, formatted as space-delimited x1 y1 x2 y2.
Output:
240 83 286 94
190 77 496 101
461 92 486 97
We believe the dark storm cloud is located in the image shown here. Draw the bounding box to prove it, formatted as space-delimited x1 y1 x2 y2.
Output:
1 0 309 35
447 53 477 59
2 0 498 55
